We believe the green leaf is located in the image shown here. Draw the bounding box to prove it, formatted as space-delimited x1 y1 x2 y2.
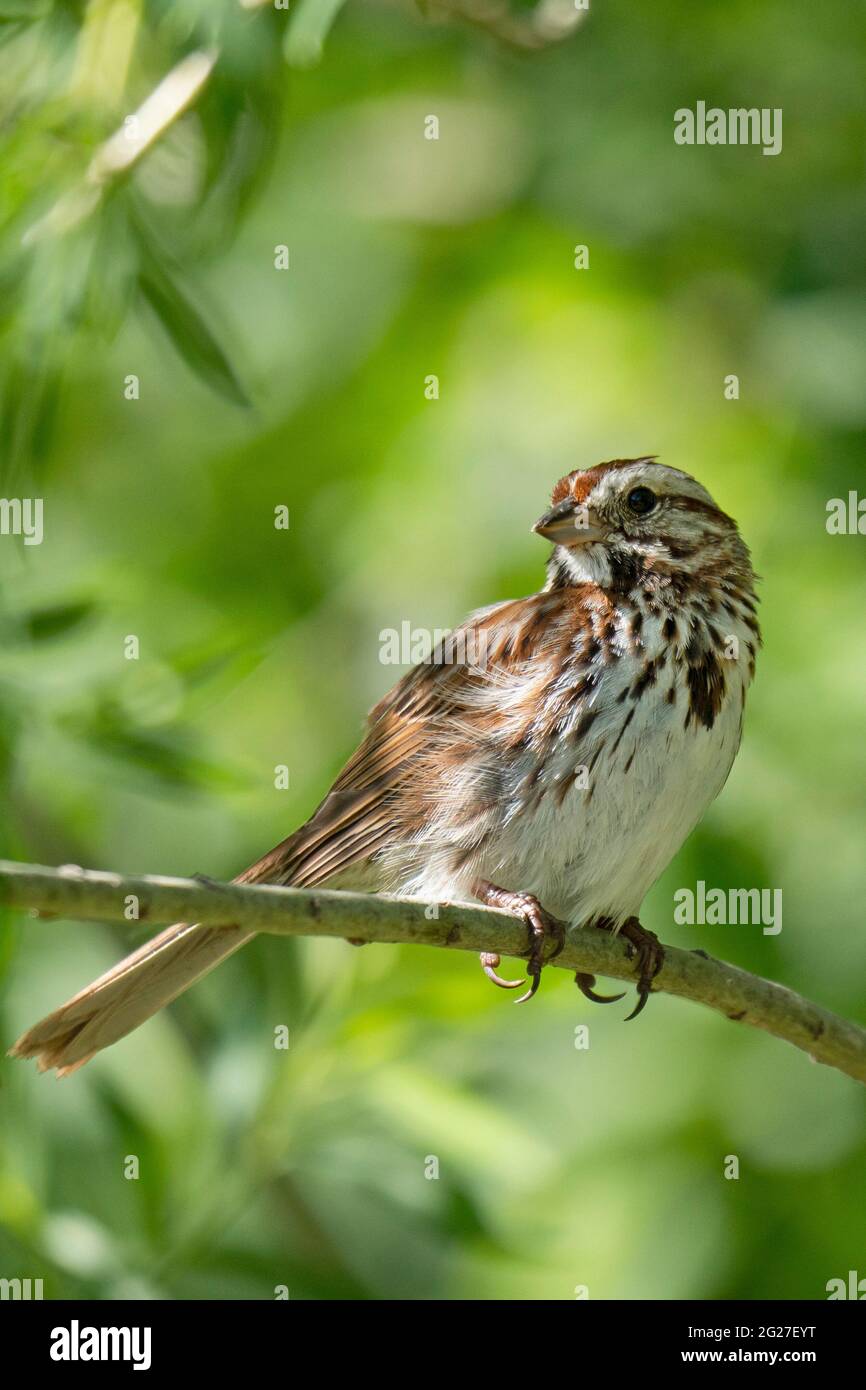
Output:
21 600 96 642
169 639 264 706
283 0 349 69
0 352 62 483
78 714 252 793
137 243 251 409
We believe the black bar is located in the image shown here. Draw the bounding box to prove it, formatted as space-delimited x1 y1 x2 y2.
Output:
2 1298 861 1374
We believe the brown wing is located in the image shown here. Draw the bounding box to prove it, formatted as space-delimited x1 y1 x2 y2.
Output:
240 590 588 890
8 588 592 1075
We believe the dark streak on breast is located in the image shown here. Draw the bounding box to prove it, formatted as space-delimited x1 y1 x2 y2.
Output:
610 705 636 755
630 655 661 700
684 643 726 730
571 708 599 742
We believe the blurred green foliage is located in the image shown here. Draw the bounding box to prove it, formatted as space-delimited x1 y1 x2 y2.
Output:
1 0 865 1300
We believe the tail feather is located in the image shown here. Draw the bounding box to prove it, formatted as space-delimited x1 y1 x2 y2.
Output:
8 830 313 1076
9 920 256 1076
10 773 383 1074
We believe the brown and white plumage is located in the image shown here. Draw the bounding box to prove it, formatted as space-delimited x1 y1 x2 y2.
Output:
11 457 759 1074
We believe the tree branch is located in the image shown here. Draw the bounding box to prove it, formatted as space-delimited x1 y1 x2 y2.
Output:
426 0 588 53
2 859 864 1086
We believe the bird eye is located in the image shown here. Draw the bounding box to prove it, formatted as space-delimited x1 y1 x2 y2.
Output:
626 486 657 515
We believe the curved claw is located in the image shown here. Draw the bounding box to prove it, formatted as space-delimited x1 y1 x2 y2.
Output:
575 972 627 1005
624 990 651 1021
480 952 525 990
618 918 664 1021
514 970 542 1005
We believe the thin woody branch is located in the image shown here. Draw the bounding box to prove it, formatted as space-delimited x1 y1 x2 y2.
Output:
24 49 219 245
426 0 588 53
2 859 864 1086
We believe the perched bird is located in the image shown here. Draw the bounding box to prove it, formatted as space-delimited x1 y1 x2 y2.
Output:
11 457 759 1075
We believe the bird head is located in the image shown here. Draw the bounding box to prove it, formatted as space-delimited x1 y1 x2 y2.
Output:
534 457 749 590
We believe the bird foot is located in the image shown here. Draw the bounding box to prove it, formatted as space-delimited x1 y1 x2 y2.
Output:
474 882 565 1004
574 972 627 1005
574 916 663 1017
619 917 664 1019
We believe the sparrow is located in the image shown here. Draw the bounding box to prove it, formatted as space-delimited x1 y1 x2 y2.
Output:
11 457 759 1075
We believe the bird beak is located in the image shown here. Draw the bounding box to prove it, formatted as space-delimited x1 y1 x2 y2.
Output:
532 499 605 546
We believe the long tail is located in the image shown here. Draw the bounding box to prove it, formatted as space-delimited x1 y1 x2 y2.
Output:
9 919 257 1076
8 844 300 1077
10 746 387 1075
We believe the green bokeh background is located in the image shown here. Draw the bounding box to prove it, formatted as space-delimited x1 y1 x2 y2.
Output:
1 0 865 1300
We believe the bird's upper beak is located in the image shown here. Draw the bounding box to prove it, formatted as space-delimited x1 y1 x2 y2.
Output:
532 498 606 546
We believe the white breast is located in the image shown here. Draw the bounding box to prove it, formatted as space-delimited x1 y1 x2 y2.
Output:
402 600 754 927
502 605 751 925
